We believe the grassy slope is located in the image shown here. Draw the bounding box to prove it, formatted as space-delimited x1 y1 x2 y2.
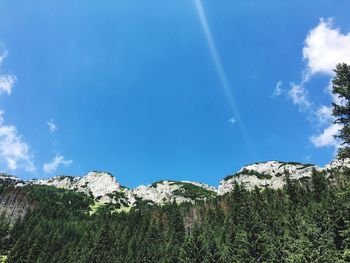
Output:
89 201 131 215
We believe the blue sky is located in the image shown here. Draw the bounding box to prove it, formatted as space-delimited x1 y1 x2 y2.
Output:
0 0 350 187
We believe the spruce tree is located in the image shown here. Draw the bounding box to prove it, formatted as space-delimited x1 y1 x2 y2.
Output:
332 63 350 159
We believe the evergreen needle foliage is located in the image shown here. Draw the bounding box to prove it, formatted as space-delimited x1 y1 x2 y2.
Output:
1 169 350 262
332 63 350 159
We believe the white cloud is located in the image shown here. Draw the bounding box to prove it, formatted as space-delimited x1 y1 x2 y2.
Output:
228 118 236 125
0 111 35 172
43 155 73 174
0 50 8 66
0 49 35 172
310 123 341 148
284 18 350 152
0 75 16 95
47 119 57 133
303 18 350 77
272 81 283 97
288 82 312 111
0 49 15 95
305 19 350 150
315 105 333 125
326 80 347 106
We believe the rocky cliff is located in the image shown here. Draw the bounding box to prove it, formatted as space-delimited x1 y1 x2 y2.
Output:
1 158 349 208
218 159 350 194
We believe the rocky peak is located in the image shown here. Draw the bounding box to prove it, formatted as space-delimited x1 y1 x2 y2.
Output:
29 171 122 200
2 158 350 208
218 161 319 194
218 159 350 195
76 171 121 198
236 161 317 177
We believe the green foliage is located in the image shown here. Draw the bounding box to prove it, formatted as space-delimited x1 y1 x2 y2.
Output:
332 63 350 159
223 174 235 181
56 175 75 182
105 191 129 207
238 169 273 179
1 171 350 262
172 182 216 200
278 161 303 167
278 162 314 169
224 169 273 181
150 180 216 200
150 180 165 188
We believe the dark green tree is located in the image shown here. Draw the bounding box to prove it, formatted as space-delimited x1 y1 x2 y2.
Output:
332 63 350 159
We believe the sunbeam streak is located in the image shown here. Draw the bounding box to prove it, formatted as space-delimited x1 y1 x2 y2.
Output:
194 0 234 110
193 0 256 156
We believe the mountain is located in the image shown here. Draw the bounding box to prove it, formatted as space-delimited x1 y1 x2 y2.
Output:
1 158 350 262
29 175 218 208
1 158 349 209
219 159 350 194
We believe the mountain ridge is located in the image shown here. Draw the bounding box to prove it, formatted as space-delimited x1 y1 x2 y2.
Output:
1 158 349 208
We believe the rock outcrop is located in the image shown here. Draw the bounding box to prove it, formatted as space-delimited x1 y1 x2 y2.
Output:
28 174 217 207
29 172 123 203
1 158 349 207
132 180 217 205
218 159 350 195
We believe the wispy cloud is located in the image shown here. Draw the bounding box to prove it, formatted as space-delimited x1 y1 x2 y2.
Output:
310 123 341 149
305 19 350 150
288 82 312 111
228 118 236 125
284 18 350 152
315 105 333 125
0 49 16 95
272 81 283 97
0 50 8 66
0 111 35 172
0 49 35 172
47 119 58 133
43 155 72 174
45 119 73 173
0 75 16 95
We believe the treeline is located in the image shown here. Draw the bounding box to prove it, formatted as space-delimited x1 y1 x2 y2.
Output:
1 169 350 262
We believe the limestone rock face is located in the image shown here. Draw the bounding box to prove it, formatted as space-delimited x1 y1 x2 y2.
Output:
29 172 121 203
132 181 184 205
325 158 350 171
2 158 350 207
29 176 218 206
132 180 217 205
181 181 217 192
218 159 350 195
75 172 121 198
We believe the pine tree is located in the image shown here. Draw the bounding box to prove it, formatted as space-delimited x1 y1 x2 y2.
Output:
332 63 350 159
